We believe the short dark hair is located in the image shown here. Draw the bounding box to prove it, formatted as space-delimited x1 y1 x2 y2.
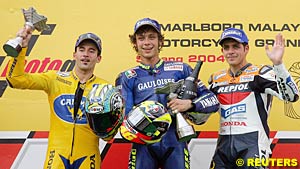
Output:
129 25 164 53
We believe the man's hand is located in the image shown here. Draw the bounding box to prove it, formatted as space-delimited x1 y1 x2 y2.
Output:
167 98 193 113
16 26 33 48
265 33 284 65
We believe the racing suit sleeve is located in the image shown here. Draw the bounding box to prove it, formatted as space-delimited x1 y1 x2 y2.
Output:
182 63 219 113
115 72 134 115
6 48 51 93
250 64 299 102
191 80 219 113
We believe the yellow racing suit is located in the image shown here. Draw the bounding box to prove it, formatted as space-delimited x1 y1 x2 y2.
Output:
6 48 109 169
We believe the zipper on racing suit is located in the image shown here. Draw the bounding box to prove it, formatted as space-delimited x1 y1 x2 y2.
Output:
228 65 249 159
70 81 85 161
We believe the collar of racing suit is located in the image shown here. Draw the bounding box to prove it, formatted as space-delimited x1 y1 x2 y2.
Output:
228 63 252 77
139 59 164 74
70 70 97 84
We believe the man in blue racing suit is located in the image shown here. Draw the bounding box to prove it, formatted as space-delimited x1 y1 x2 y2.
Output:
115 18 219 169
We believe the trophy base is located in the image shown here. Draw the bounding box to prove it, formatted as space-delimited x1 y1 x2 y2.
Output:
177 125 196 142
3 39 22 57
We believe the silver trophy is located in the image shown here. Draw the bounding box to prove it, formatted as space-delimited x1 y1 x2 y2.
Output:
175 109 196 141
155 82 197 142
3 7 50 57
155 61 203 142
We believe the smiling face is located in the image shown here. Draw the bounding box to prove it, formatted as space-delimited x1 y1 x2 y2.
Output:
73 40 101 74
221 39 249 71
132 26 163 65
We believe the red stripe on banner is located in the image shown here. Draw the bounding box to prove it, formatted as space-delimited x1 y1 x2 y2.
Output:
272 138 279 144
0 144 23 169
269 131 277 138
198 131 219 138
32 131 49 138
101 143 132 169
270 143 300 169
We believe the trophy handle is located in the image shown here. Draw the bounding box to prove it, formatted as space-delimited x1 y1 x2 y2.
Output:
24 22 35 31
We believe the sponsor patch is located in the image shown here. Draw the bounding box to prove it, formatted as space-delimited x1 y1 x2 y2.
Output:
287 76 299 94
56 71 71 77
216 81 229 86
221 104 246 118
214 72 227 80
221 121 247 127
54 95 87 124
245 67 259 73
125 69 137 79
164 63 183 71
239 75 254 82
217 83 249 93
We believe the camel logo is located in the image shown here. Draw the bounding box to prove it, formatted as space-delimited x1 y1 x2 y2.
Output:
54 94 87 124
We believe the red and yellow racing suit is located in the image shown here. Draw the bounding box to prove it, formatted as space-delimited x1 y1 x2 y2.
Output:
6 48 109 169
208 63 299 168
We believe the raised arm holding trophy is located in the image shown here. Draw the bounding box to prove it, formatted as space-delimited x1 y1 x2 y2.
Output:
3 7 50 57
4 7 120 168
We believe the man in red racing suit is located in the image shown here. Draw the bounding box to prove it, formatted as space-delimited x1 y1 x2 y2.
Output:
208 28 299 169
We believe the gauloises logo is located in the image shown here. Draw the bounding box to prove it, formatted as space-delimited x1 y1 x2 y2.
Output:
0 24 75 97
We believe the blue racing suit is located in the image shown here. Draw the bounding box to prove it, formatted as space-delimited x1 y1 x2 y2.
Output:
116 59 219 169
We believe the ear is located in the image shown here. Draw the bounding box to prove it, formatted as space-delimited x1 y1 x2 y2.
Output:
97 55 102 63
73 52 76 59
133 44 138 52
158 41 163 50
245 44 249 50
244 44 249 53
159 39 163 46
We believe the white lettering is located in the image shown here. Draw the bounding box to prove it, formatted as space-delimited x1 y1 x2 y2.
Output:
138 79 175 91
218 83 249 93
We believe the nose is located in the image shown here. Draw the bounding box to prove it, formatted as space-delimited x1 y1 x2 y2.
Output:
82 50 89 57
143 37 151 45
227 46 235 54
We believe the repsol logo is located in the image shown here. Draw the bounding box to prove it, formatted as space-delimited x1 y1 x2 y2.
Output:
217 83 249 93
221 104 246 119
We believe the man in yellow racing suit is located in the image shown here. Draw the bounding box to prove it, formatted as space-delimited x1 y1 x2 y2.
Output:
6 27 110 169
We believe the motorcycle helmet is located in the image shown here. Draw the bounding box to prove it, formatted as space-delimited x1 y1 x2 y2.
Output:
120 100 172 144
85 84 124 140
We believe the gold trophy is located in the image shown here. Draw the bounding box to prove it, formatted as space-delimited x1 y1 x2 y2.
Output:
3 7 50 57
